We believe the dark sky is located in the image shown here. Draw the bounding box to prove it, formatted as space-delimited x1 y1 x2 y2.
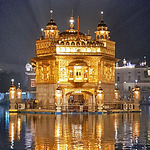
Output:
0 0 150 72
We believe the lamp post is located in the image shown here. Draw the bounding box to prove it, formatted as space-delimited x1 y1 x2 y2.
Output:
9 79 17 109
16 83 25 110
16 83 22 100
114 83 119 101
55 83 63 114
96 82 104 112
132 80 140 110
114 83 119 110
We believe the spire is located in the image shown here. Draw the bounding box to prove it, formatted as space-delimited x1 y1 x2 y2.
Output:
77 16 79 37
101 11 104 21
11 79 14 86
69 10 74 29
50 10 53 20
41 28 44 37
96 11 109 39
97 11 107 28
18 83 21 88
46 9 57 27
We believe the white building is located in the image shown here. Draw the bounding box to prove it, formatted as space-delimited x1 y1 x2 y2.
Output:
25 63 36 99
115 59 150 104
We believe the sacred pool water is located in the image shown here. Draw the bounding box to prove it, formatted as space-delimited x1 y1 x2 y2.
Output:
0 106 150 150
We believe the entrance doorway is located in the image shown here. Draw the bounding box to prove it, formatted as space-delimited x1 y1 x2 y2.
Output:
66 91 93 112
69 94 84 105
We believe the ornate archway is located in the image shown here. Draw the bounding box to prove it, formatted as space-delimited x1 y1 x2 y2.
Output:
64 89 95 112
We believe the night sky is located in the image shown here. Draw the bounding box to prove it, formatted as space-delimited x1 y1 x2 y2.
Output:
0 0 150 73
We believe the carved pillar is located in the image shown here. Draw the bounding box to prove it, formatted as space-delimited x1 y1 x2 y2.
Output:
62 89 67 112
92 93 96 112
96 84 104 112
55 86 62 114
88 95 93 112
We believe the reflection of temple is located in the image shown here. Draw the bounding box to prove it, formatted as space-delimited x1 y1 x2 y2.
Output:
31 10 116 111
21 113 140 149
9 113 23 149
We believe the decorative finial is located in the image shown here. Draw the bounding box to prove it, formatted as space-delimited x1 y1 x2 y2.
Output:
115 83 118 88
88 30 90 35
69 10 74 29
72 9 74 17
41 28 44 32
98 81 102 89
41 28 44 37
18 83 21 89
135 80 138 85
123 58 127 66
11 79 14 85
101 11 104 21
50 10 53 19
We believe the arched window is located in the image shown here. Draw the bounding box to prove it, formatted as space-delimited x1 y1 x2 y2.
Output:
66 42 69 45
71 42 75 45
76 42 80 45
60 42 64 45
128 76 131 81
82 42 85 45
128 86 131 91
92 42 96 46
117 76 120 81
101 35 104 39
69 71 73 78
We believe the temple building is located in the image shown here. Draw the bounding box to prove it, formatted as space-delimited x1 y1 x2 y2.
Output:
115 58 150 104
31 11 116 111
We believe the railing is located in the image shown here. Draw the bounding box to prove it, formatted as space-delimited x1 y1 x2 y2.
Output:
67 103 88 112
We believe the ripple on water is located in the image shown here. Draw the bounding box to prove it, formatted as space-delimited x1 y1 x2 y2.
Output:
0 107 150 149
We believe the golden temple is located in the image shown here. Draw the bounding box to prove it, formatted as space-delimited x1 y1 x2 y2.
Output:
30 10 117 112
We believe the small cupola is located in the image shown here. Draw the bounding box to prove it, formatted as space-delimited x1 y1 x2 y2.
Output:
46 10 57 30
95 11 110 40
97 11 108 31
44 10 59 39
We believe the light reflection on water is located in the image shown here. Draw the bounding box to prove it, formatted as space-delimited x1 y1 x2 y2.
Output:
0 106 150 149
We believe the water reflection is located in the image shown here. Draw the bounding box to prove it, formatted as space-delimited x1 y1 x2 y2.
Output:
1 106 148 149
9 113 23 149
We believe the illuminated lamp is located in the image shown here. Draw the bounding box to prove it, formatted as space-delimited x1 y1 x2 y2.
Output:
16 83 22 100
96 81 104 111
41 28 44 38
9 79 17 110
9 79 16 100
70 18 74 24
132 81 140 102
114 83 119 101
55 83 63 113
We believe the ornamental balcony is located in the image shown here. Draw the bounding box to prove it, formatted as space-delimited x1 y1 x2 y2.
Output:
68 60 89 86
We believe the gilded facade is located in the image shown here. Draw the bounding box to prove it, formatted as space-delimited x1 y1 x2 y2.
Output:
31 11 116 111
